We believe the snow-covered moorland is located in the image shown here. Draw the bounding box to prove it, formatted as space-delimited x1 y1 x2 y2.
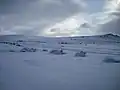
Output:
0 34 120 90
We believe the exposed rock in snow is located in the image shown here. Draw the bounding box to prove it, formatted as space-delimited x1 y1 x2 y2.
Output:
20 48 37 52
74 51 87 57
49 49 66 55
42 49 48 52
103 57 120 63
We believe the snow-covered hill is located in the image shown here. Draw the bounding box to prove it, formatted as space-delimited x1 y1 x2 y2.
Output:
0 34 120 90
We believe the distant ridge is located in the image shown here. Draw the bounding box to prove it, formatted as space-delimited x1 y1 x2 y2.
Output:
99 33 120 38
0 33 120 38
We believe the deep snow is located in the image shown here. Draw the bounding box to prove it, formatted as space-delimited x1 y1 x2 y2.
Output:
0 34 120 90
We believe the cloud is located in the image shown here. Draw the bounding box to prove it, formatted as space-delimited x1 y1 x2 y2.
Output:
0 0 37 14
1 0 119 36
44 0 120 37
0 0 86 35
42 13 95 37
96 0 120 35
70 0 87 9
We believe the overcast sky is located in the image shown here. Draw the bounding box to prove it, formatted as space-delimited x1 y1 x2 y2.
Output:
0 0 120 36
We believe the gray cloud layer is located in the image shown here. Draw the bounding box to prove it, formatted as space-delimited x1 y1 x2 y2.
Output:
0 0 86 35
0 0 36 14
0 0 84 16
0 0 120 36
99 0 120 35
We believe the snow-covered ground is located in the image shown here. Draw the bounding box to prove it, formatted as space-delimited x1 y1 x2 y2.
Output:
0 34 120 90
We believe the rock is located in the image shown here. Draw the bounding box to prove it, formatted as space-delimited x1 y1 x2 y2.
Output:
42 49 48 52
9 50 15 52
103 57 120 63
20 48 37 52
74 51 87 57
49 49 66 55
